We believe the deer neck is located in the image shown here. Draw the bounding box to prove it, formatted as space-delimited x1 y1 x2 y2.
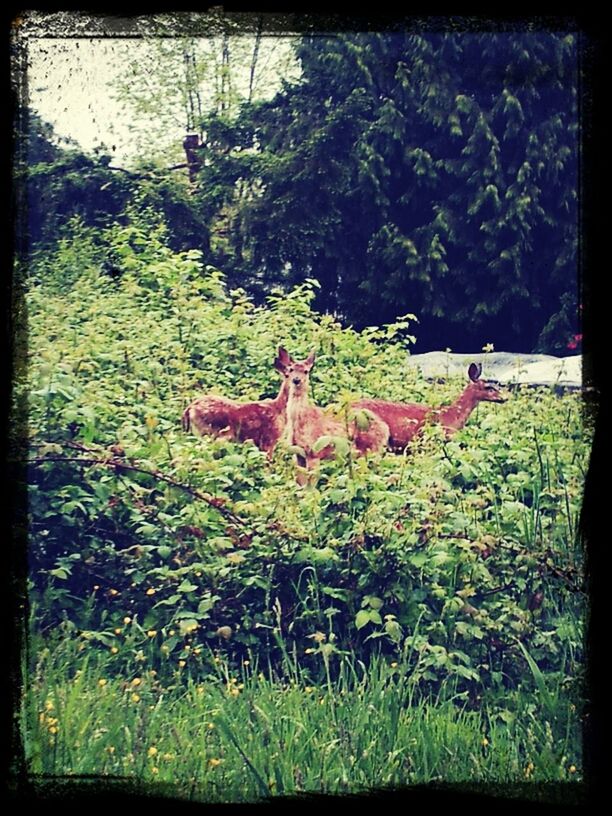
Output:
436 386 480 432
285 387 311 443
272 377 290 413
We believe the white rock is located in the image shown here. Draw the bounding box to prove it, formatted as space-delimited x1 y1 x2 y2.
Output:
406 351 582 388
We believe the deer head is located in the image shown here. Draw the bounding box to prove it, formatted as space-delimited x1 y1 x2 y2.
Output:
276 349 316 399
467 362 506 403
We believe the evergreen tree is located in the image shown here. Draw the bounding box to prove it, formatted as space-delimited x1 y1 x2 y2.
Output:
237 32 578 351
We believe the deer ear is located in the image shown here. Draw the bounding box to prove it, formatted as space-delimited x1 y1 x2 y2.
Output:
468 362 482 382
275 347 292 372
304 350 316 371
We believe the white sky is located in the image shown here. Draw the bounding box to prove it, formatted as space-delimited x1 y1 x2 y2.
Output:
25 39 138 164
21 35 299 167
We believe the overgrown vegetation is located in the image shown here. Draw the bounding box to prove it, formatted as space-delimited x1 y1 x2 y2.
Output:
14 217 589 798
24 632 582 801
13 23 588 800
19 28 580 352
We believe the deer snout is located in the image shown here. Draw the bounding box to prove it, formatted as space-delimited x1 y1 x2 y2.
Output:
489 391 506 403
292 377 302 385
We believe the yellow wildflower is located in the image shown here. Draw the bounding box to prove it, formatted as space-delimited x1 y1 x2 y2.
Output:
146 588 155 596
151 766 159 775
114 628 122 635
569 765 577 774
208 758 222 768
111 647 119 654
148 746 158 758
131 677 142 686
123 617 131 625
109 589 119 596
131 693 141 703
45 700 54 710
178 660 186 668
147 630 157 638
98 679 108 687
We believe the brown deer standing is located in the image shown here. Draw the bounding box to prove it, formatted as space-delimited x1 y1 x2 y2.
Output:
353 363 505 452
182 347 294 459
284 351 390 478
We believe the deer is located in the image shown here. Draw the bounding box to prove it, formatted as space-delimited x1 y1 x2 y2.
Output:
353 362 506 452
283 351 390 479
182 347 295 460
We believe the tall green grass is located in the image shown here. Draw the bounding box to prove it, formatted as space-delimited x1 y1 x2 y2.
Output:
21 632 582 803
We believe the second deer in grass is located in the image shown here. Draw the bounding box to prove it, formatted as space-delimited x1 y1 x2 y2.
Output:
284 351 390 476
182 347 294 459
353 362 505 451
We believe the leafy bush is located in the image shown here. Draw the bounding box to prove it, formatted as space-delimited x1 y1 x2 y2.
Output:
17 223 588 700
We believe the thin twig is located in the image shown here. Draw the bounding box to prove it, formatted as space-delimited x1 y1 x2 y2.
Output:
27 440 309 543
27 454 248 528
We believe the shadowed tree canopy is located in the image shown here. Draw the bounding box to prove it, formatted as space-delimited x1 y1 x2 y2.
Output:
16 108 210 257
229 31 578 352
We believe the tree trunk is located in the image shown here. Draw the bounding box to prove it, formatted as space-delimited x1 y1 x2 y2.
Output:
248 17 264 103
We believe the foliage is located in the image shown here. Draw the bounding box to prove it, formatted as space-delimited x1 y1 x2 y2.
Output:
16 108 209 257
21 33 580 353
110 31 299 164
22 631 583 799
224 31 578 351
16 225 588 705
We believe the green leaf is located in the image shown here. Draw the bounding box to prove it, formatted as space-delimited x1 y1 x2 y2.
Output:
312 435 334 453
352 409 372 431
177 580 198 593
355 609 372 630
384 618 403 642
322 586 349 602
179 618 199 636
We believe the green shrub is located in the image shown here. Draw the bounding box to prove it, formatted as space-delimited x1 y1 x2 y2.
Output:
18 223 588 700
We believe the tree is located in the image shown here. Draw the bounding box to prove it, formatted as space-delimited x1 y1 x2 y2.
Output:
236 31 578 352
16 108 210 260
110 32 298 166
